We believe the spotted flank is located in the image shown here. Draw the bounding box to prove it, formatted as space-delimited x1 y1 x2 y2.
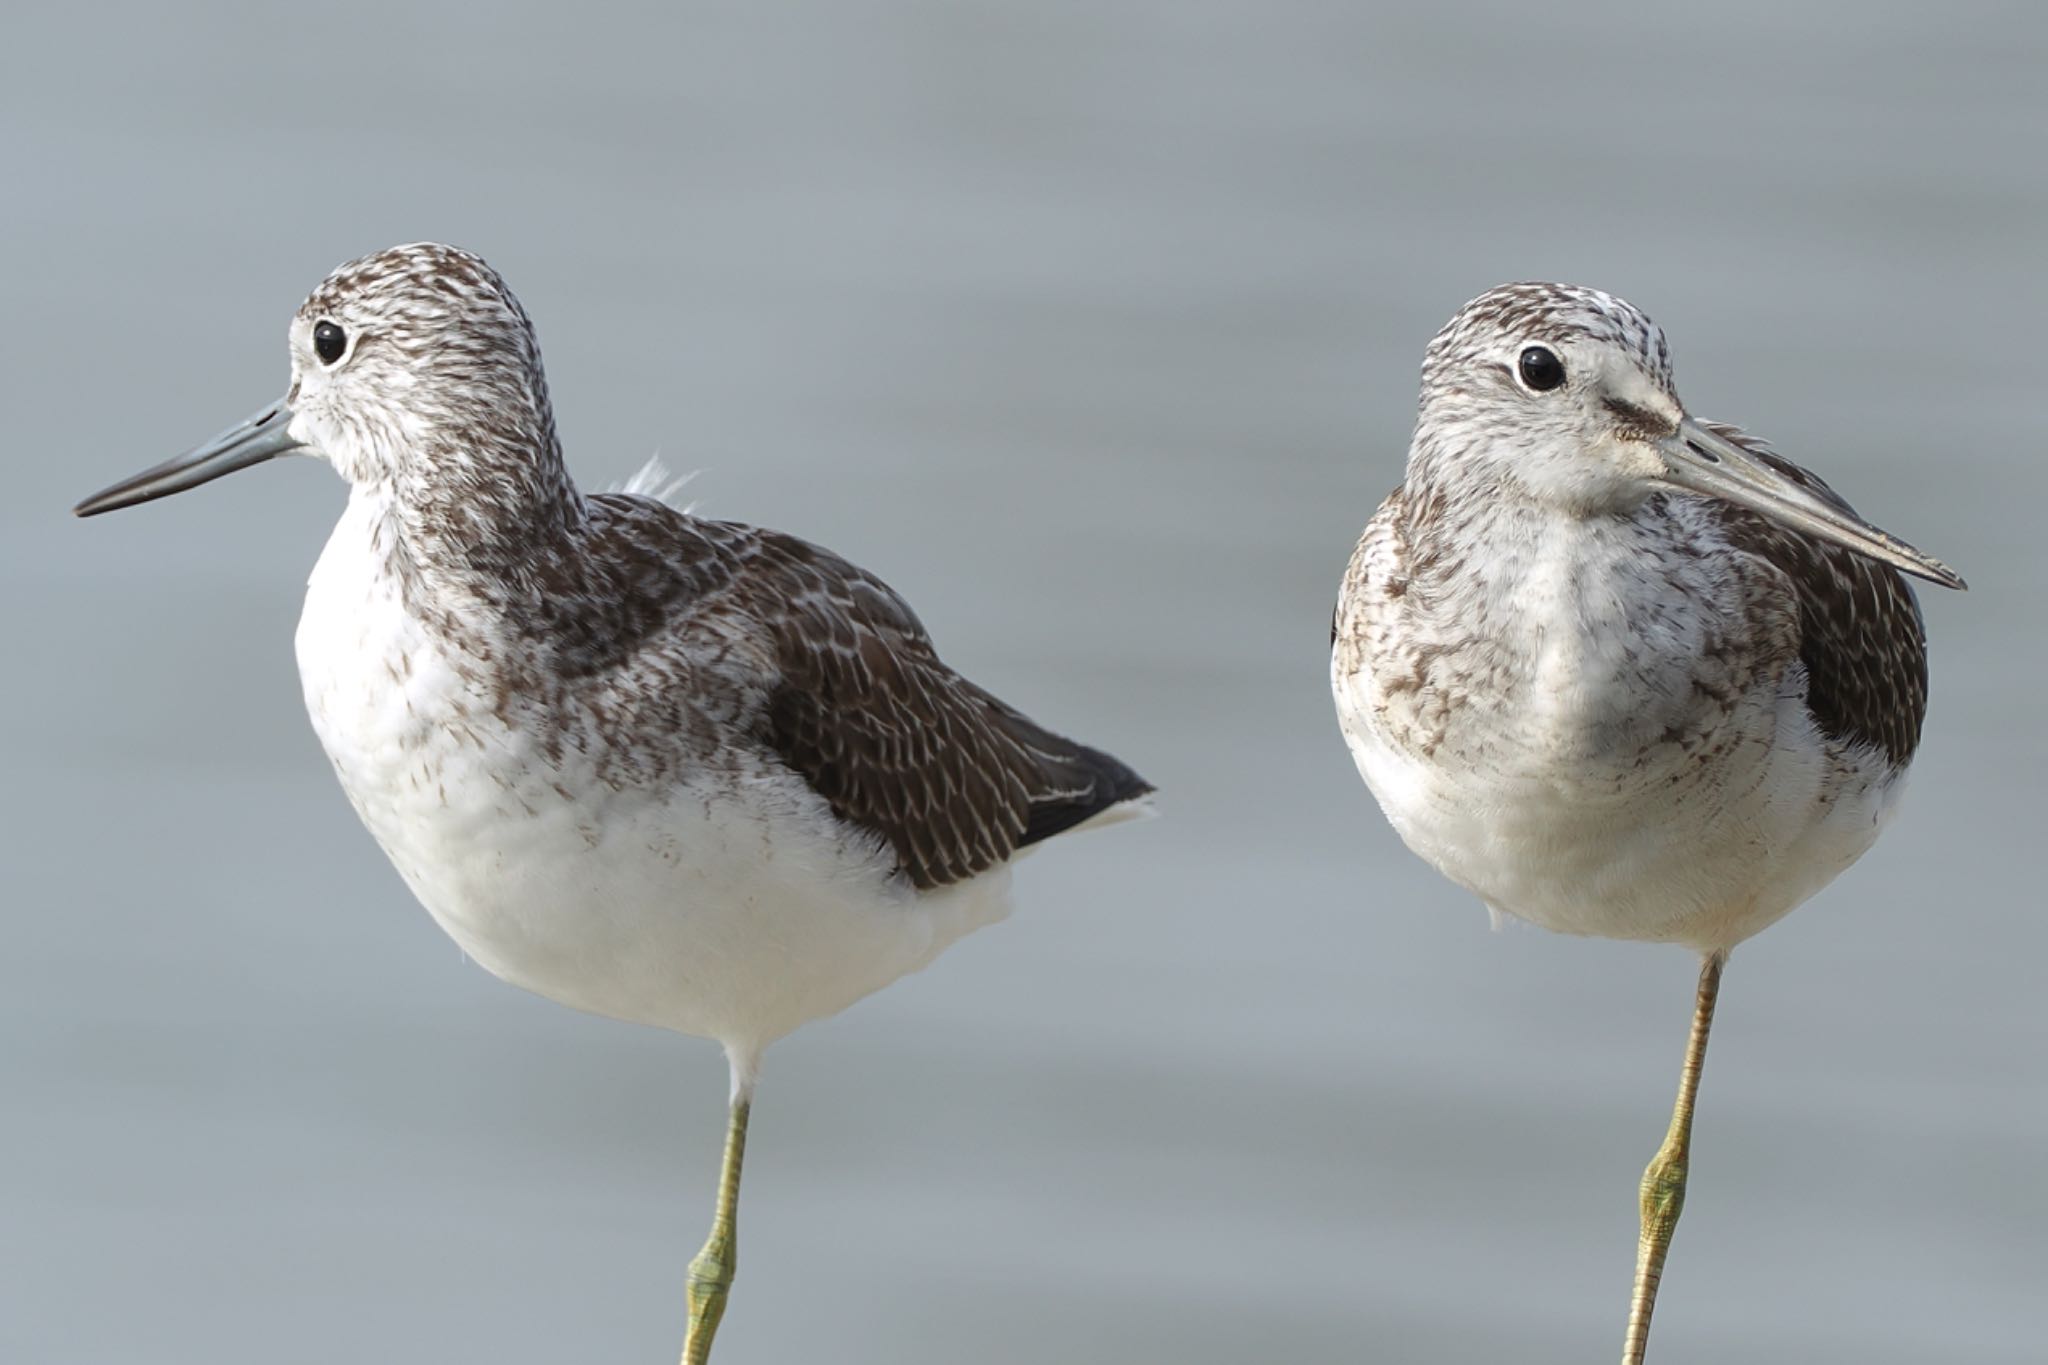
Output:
1332 280 1959 954
74 242 1153 1050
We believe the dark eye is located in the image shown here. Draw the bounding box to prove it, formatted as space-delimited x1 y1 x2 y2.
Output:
313 320 347 365
1518 345 1566 392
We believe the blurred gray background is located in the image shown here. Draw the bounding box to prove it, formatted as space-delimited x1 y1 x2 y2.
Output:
4 3 2042 1362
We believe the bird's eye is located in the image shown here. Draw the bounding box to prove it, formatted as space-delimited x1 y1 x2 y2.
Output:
1518 345 1566 392
313 321 348 366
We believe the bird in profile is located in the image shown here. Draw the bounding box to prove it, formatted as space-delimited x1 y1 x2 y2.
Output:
1330 282 1963 1363
75 242 1152 1363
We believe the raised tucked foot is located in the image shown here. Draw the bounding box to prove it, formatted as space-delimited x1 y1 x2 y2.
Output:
680 1095 752 1365
682 1223 737 1365
1638 1140 1689 1252
1621 953 1725 1365
1623 1132 1692 1363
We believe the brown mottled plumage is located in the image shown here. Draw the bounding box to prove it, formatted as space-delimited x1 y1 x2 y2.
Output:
357 472 1148 889
550 499 1149 890
1332 281 1962 1365
102 243 1151 894
73 242 1153 1362
1695 425 1929 766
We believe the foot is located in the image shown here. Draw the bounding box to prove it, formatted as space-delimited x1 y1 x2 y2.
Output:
683 1227 735 1365
1638 1141 1689 1246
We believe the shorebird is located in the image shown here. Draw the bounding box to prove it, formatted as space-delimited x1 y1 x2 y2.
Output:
1330 283 1963 1363
74 243 1151 1363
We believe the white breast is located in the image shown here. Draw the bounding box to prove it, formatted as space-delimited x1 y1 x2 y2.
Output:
1334 512 1902 953
293 491 1011 1051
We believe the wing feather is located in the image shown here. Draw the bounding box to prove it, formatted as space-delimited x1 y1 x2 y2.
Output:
576 496 1150 889
1695 423 1929 767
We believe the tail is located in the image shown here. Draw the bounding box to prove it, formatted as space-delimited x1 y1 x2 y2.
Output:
993 711 1155 849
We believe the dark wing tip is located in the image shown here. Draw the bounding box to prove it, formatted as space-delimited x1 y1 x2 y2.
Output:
730 521 1151 888
1016 737 1154 849
1699 454 1932 768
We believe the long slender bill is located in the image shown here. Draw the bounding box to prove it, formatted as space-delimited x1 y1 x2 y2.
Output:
1655 417 1965 590
74 401 304 517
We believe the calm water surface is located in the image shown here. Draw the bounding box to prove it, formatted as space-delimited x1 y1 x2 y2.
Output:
4 4 2043 1362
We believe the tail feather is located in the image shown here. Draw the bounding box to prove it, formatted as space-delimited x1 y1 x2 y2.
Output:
990 709 1154 849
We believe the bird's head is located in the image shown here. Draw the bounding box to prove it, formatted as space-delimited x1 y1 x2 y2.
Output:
76 242 568 518
1409 281 1962 589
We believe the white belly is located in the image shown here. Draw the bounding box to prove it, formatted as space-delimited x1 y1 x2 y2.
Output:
293 495 1010 1051
1333 655 1902 954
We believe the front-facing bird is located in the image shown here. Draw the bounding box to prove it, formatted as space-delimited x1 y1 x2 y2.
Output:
1331 283 1962 1363
75 243 1152 1363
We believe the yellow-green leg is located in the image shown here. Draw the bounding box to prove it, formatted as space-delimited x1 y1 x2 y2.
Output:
1622 951 1726 1365
682 1092 752 1365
